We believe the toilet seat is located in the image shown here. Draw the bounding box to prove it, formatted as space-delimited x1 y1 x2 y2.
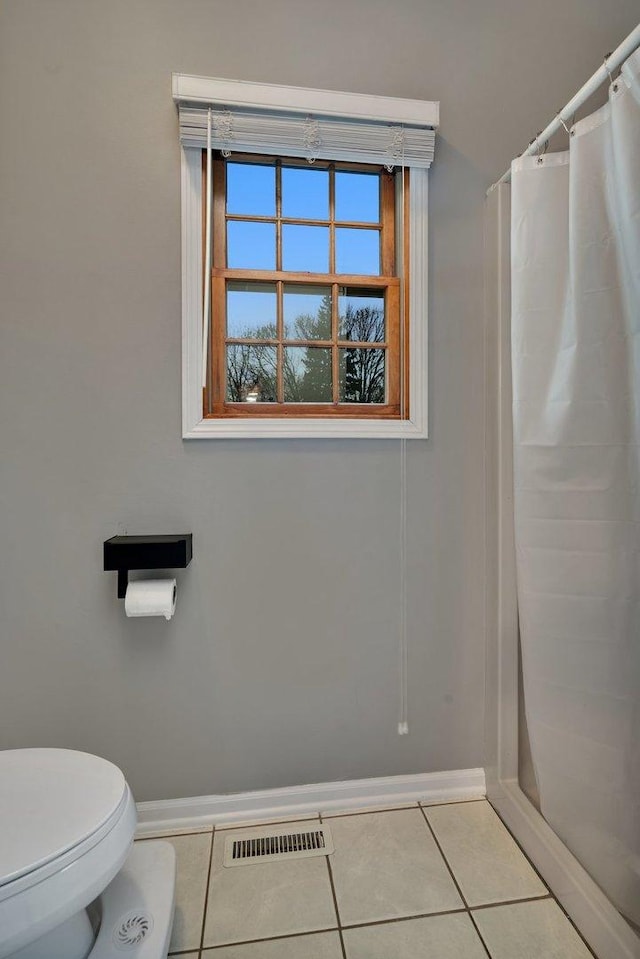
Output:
0 749 137 959
0 788 131 904
0 749 127 890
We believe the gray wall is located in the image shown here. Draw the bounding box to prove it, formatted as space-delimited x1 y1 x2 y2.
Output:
1 0 637 802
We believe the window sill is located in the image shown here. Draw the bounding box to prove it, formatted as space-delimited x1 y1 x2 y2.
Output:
183 416 427 440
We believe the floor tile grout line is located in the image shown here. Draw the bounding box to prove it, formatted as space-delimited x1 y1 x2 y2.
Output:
321 804 419 820
549 898 599 959
469 897 598 959
470 893 552 912
136 827 213 841
339 890 564 930
426 799 551 904
197 894 582 953
198 896 578 951
216 814 321 832
467 910 496 959
419 798 487 809
198 826 216 953
140 816 323 841
341 906 468 930
201 927 341 951
485 800 599 959
326 859 348 958
417 805 469 909
418 805 493 959
484 800 550 891
320 812 348 959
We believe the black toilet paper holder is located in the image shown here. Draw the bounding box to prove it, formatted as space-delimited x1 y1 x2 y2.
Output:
103 534 193 599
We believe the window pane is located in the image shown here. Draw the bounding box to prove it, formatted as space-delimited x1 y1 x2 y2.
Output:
227 221 276 270
283 285 332 340
339 348 385 403
226 345 277 402
282 167 329 220
226 282 277 339
339 288 385 342
335 171 380 223
283 347 332 402
226 162 275 217
335 228 380 275
282 225 329 273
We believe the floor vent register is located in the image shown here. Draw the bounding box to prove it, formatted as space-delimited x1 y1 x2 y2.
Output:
223 825 334 867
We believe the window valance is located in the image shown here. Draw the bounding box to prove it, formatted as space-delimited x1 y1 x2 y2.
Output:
173 74 438 168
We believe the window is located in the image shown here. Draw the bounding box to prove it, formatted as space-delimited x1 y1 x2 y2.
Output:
175 74 437 439
207 155 404 418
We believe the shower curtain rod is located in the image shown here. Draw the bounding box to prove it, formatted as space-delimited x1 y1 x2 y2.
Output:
489 22 640 192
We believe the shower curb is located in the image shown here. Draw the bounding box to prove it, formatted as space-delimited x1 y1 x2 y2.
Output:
489 781 640 959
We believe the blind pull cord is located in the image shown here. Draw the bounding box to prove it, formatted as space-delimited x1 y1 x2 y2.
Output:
398 146 409 737
202 108 213 389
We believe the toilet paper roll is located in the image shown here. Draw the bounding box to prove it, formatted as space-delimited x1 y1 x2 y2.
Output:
124 579 177 620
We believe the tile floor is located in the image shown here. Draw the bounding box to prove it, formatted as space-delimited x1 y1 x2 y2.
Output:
137 799 595 958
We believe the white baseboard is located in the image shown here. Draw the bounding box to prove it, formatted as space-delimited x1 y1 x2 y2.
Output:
489 780 640 959
136 767 485 835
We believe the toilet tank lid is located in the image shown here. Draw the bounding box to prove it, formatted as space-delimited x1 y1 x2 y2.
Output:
0 748 129 886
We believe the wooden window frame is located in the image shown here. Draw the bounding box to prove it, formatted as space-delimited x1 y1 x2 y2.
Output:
202 154 407 420
181 149 429 440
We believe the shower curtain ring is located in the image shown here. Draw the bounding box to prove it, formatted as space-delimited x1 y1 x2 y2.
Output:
531 131 545 163
603 53 614 83
557 113 571 136
603 52 618 91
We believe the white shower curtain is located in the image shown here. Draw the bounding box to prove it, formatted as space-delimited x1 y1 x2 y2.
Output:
510 47 640 924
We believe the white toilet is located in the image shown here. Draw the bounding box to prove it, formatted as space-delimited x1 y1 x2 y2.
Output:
0 749 176 959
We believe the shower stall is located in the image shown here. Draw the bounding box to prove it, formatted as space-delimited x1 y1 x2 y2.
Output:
484 25 640 959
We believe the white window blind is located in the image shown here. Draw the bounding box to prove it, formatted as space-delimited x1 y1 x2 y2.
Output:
173 74 438 168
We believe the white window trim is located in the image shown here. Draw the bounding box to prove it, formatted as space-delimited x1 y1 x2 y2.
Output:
180 142 429 441
173 73 439 128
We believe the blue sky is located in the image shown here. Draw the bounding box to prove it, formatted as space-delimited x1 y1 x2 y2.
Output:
224 162 383 333
226 162 380 222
